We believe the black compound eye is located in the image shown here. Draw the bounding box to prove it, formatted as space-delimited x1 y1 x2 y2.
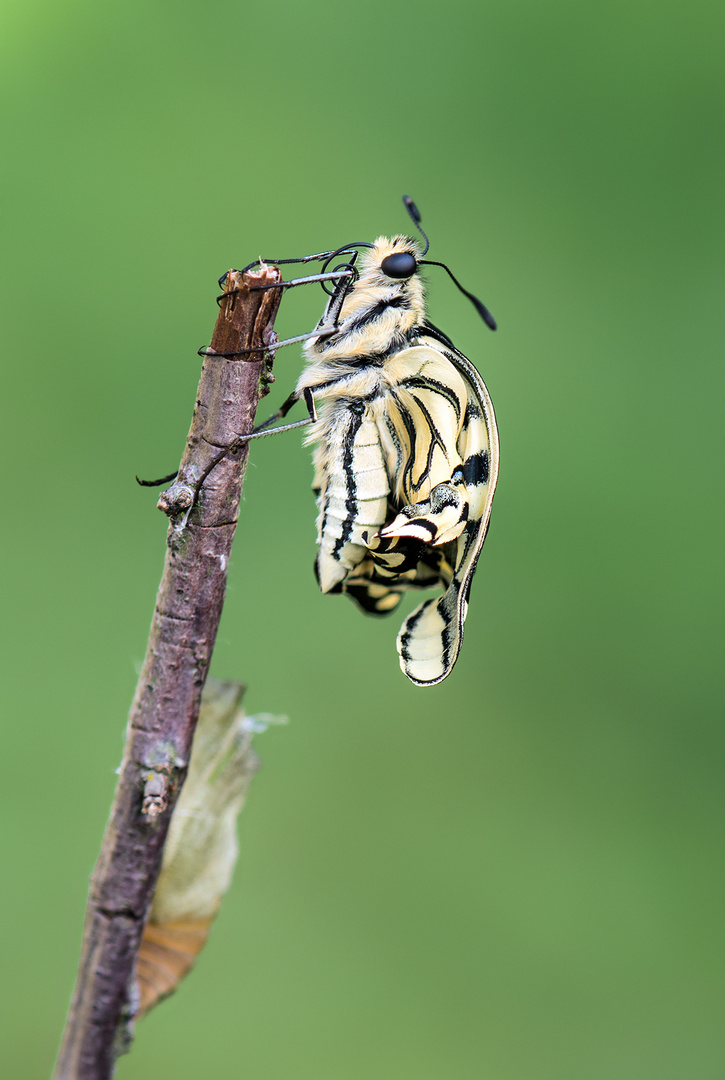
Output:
380 252 418 279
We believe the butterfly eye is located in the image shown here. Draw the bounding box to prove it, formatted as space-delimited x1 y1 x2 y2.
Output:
380 252 418 279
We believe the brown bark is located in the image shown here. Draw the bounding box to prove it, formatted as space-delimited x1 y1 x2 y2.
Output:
54 266 282 1080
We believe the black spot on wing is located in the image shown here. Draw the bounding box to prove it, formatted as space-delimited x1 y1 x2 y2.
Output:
462 451 489 486
464 398 483 423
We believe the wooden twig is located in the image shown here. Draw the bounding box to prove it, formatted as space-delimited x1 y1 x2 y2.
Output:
54 266 282 1080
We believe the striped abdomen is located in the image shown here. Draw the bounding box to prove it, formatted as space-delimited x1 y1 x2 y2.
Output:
312 403 390 594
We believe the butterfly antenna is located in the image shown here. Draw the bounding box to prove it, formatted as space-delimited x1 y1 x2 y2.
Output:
420 258 497 331
402 195 430 255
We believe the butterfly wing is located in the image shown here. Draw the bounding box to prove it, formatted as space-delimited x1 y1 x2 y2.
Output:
394 330 499 685
305 331 498 686
363 332 499 685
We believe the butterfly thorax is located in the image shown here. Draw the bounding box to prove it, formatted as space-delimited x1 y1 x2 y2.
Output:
296 236 425 394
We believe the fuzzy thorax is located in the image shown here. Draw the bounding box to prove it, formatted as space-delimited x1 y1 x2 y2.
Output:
298 235 425 383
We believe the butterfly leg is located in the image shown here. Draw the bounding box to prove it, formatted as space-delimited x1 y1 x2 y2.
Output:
137 390 317 487
237 386 317 443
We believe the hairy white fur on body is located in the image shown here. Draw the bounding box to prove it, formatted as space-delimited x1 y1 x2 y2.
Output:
298 237 425 378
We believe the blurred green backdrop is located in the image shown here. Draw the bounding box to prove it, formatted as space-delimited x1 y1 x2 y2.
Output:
1 1 723 1077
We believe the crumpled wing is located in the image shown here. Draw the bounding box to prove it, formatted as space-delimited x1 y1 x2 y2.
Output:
394 342 499 686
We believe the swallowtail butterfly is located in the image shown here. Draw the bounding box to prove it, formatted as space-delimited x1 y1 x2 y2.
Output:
246 198 500 686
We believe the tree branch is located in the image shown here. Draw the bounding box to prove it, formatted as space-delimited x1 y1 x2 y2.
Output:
54 266 282 1080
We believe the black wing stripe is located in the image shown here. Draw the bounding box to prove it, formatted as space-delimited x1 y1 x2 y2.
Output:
398 375 462 421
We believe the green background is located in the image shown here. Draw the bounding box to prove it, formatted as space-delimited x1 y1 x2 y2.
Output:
2 1 723 1076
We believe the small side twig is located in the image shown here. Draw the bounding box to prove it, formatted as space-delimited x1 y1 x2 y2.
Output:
54 266 282 1080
